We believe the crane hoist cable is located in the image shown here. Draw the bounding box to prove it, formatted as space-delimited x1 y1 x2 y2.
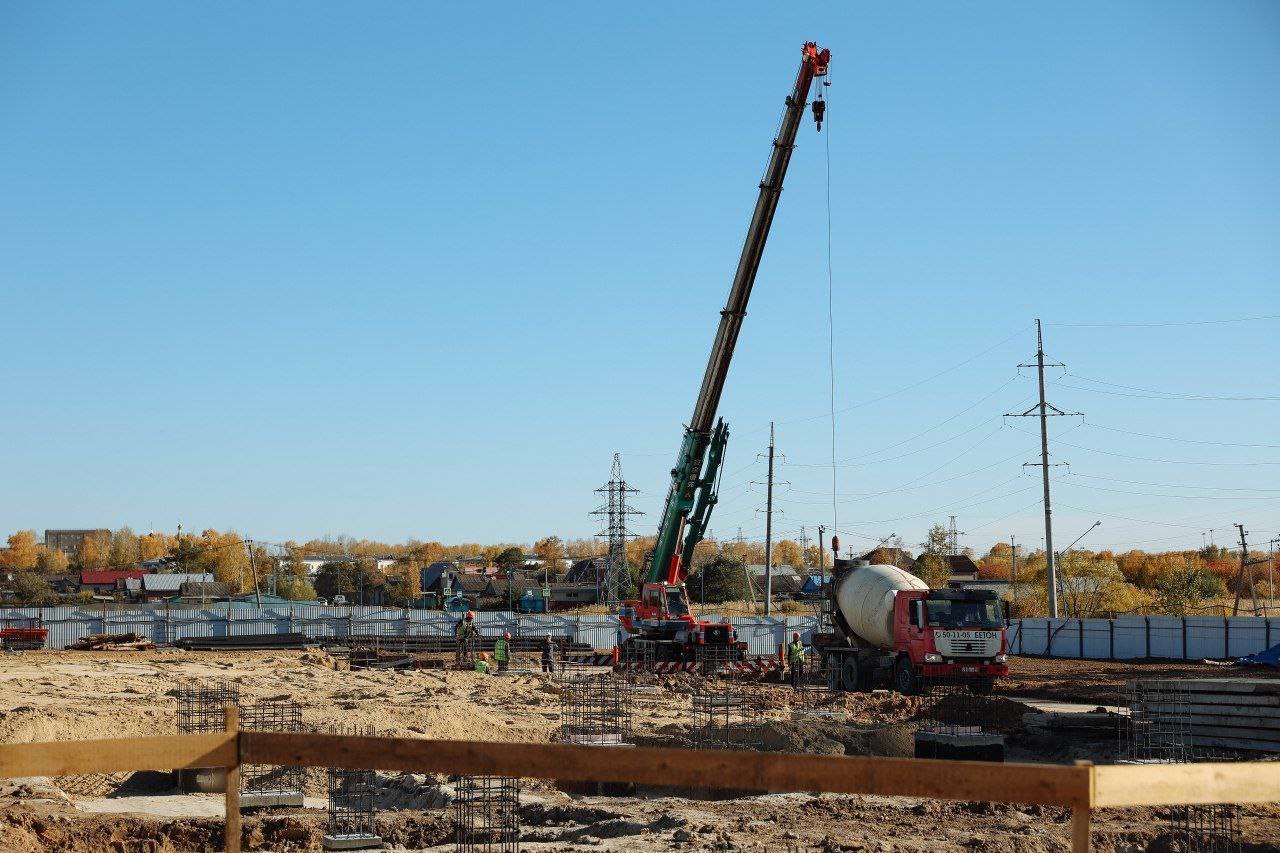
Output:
822 72 839 545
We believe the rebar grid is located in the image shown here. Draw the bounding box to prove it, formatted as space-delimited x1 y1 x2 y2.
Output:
1168 803 1241 853
1121 680 1242 852
691 675 765 751
327 724 379 840
619 639 655 670
558 672 633 746
453 775 520 853
175 682 240 734
693 643 738 679
917 678 988 736
1119 680 1192 764
240 699 305 798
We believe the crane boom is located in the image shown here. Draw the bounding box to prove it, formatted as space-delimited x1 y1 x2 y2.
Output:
646 42 830 588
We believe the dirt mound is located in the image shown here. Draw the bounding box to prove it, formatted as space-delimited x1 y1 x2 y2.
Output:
912 693 1033 734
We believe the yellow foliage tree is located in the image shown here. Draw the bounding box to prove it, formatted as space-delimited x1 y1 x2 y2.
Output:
76 531 111 570
0 531 40 571
138 532 172 561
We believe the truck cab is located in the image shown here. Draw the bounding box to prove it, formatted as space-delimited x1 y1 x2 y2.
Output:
619 582 745 662
892 588 1009 694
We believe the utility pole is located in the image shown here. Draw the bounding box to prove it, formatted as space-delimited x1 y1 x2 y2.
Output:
1010 535 1018 608
763 422 776 616
591 454 642 607
1006 319 1080 618
947 516 965 557
799 526 808 570
244 539 262 607
1232 523 1262 617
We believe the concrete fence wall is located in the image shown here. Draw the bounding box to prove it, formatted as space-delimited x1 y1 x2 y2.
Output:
0 606 824 656
1009 616 1280 661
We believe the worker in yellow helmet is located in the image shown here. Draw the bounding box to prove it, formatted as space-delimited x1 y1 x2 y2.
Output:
788 632 806 690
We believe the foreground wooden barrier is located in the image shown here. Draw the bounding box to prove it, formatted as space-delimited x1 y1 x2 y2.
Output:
1 709 1276 853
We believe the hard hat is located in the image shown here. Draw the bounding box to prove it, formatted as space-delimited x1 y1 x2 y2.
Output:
466 611 474 619
504 631 511 639
793 632 800 640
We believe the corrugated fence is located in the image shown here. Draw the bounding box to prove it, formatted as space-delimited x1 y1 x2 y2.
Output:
0 606 823 656
1009 616 1280 660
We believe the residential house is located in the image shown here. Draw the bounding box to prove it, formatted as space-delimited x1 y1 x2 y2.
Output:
80 570 146 597
139 573 215 602
562 557 608 585
297 554 399 579
175 581 231 603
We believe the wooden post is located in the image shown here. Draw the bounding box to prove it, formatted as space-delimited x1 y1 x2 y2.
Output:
1072 759 1094 853
1071 806 1091 852
224 706 240 853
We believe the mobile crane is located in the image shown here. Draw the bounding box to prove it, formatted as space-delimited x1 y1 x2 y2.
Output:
618 43 830 663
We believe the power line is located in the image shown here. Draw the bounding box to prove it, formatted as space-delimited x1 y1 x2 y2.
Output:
1007 430 1280 466
1061 372 1280 401
1082 422 1280 449
1048 314 1280 328
1066 471 1280 493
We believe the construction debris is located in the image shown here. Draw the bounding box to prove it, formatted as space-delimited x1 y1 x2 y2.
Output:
66 632 156 651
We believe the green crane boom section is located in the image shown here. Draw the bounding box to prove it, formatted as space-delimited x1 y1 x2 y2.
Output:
646 42 830 587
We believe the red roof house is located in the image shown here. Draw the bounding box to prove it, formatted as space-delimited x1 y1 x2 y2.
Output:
80 570 146 594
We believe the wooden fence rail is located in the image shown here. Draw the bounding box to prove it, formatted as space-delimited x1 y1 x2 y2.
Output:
0 708 1276 853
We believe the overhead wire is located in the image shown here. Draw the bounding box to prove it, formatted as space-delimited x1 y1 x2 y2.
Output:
1048 314 1280 328
1060 372 1280 402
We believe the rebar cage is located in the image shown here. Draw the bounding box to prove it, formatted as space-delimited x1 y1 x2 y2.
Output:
1120 680 1242 852
453 775 520 853
558 672 633 746
240 699 305 801
175 682 241 734
916 678 989 736
327 724 379 842
690 676 765 751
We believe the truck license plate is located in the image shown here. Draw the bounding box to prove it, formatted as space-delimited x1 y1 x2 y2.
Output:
962 666 978 673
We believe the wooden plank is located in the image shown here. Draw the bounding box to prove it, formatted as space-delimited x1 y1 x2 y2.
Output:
1094 762 1280 807
0 733 235 778
225 707 240 853
241 733 1092 808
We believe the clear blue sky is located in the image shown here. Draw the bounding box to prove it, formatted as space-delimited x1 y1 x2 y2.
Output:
2 3 1277 555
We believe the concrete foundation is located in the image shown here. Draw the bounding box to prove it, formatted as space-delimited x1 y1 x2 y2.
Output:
322 833 384 850
913 731 1005 762
240 790 305 809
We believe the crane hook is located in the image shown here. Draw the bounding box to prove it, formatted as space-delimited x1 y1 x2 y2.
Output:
811 97 826 132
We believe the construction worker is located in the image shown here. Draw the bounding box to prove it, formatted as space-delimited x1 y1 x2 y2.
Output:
541 634 555 673
494 631 511 672
474 652 492 675
454 611 477 668
788 631 806 690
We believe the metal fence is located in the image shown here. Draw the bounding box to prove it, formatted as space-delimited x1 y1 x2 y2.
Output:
1010 616 1280 661
0 605 825 654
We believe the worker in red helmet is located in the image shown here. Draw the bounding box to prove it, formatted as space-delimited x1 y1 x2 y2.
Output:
494 630 512 673
787 631 806 690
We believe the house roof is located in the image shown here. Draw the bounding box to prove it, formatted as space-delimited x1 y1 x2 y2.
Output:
767 575 805 594
81 570 146 585
747 565 799 578
142 573 214 592
450 574 492 594
180 581 230 598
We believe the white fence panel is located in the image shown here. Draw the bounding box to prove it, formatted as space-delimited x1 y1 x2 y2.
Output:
1113 616 1147 659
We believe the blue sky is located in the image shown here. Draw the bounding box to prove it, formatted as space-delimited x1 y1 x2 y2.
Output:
2 3 1277 554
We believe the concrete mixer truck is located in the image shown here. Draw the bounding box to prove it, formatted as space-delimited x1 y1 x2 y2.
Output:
814 558 1009 696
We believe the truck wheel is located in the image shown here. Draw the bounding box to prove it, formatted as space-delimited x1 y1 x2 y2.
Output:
840 658 861 692
969 678 995 696
893 658 918 696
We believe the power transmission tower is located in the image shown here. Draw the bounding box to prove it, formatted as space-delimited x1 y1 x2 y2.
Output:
1006 319 1081 619
591 454 642 607
947 516 966 556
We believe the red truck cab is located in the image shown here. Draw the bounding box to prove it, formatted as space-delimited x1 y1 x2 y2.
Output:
619 582 745 662
892 588 1009 694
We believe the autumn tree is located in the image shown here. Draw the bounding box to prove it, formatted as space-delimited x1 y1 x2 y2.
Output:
0 531 39 571
533 536 564 575
913 523 952 589
494 547 525 572
138 532 171 561
13 572 58 606
1154 566 1224 616
36 548 69 573
772 539 804 570
689 553 747 604
75 531 111 570
108 527 140 568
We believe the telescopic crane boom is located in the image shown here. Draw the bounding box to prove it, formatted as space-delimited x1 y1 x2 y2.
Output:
620 43 829 658
648 42 830 588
